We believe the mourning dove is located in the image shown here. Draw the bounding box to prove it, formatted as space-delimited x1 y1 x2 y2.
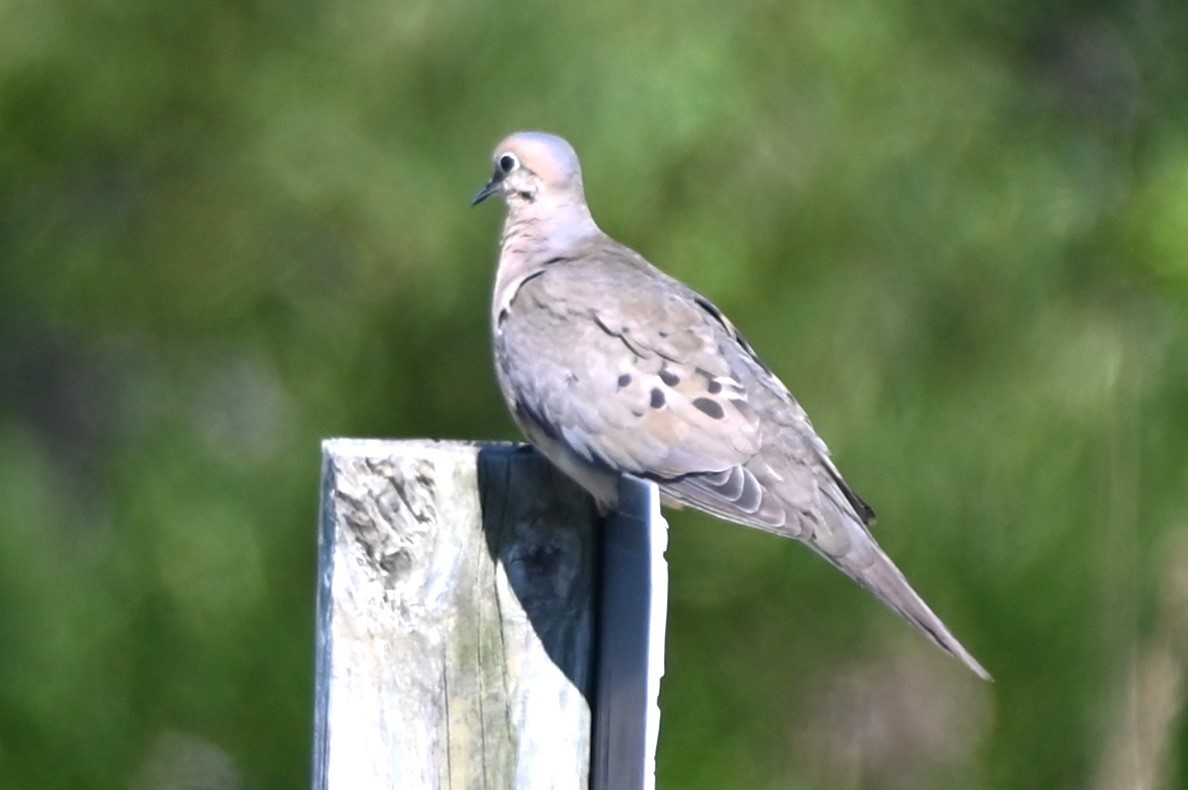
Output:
473 131 990 681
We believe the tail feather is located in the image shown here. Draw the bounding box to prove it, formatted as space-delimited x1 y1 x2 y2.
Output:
837 543 992 681
812 499 992 681
661 463 992 680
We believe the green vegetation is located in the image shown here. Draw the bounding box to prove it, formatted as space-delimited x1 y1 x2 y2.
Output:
2 0 1186 786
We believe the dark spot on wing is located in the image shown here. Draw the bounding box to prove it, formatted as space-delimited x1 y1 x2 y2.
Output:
728 398 750 414
650 388 666 408
659 368 680 386
692 397 725 419
707 379 722 394
617 373 632 388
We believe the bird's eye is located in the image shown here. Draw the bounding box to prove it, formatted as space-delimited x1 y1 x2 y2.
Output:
498 153 519 174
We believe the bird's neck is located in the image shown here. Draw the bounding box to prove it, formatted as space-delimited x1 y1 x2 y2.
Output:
499 197 599 265
492 197 600 325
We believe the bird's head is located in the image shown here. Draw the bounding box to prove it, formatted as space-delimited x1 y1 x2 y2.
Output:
472 131 586 208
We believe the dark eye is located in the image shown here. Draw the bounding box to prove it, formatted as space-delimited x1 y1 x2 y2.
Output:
498 153 519 174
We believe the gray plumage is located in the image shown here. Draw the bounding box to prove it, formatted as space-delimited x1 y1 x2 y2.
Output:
474 131 990 681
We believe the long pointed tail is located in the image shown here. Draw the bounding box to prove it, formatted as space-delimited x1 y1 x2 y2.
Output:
840 542 992 681
813 494 992 681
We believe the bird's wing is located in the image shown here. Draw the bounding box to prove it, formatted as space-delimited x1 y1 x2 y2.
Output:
496 246 829 529
496 243 991 681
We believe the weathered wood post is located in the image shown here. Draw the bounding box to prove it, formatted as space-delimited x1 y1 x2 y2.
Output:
313 439 667 790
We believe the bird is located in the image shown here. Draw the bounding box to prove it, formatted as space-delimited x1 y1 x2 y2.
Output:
472 131 990 681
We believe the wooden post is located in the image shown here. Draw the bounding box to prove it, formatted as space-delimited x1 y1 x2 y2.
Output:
591 475 668 790
314 439 668 790
315 439 598 788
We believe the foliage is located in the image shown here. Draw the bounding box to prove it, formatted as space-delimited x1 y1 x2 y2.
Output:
2 0 1187 786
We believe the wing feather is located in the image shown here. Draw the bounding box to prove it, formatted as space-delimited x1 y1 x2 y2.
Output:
494 239 857 537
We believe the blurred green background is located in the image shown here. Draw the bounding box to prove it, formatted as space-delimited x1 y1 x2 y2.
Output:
2 0 1187 787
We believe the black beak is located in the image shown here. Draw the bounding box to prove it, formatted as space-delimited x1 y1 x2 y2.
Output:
471 175 502 206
